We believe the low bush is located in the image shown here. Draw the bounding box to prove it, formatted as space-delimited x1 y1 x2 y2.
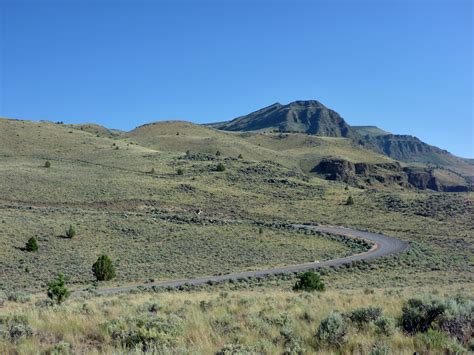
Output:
370 343 391 355
44 161 51 168
25 237 38 252
6 292 30 303
438 296 473 346
52 341 71 354
216 343 255 355
401 297 445 334
176 168 184 175
374 316 396 336
347 306 382 329
316 311 347 347
293 271 325 292
104 314 183 351
216 163 226 172
0 316 33 341
47 274 71 305
346 196 354 205
65 225 76 239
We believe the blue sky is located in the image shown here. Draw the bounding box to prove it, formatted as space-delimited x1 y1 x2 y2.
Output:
1 0 472 157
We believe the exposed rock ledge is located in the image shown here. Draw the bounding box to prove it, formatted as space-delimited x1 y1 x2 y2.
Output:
312 158 469 192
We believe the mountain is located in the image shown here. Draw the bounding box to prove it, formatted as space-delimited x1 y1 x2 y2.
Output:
213 100 355 138
213 100 473 179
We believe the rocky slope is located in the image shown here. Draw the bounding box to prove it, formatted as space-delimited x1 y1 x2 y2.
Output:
313 158 470 192
213 100 473 179
213 100 355 138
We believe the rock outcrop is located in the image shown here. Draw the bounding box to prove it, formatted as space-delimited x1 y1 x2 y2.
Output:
313 158 470 191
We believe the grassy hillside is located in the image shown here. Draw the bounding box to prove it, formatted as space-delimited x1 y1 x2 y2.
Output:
353 125 391 136
0 117 473 353
0 117 472 292
125 120 393 172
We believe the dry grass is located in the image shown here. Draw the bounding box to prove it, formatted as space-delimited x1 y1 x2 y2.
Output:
0 284 471 354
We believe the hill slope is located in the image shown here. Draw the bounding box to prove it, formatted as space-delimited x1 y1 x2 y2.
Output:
213 100 473 179
213 100 355 137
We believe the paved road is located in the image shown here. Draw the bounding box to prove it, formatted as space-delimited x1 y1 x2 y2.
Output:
94 224 409 295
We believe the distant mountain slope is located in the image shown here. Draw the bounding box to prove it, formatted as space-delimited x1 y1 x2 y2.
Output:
359 134 473 178
212 100 473 179
352 126 391 137
213 100 355 138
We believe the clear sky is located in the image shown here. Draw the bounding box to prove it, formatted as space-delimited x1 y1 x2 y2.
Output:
1 0 472 157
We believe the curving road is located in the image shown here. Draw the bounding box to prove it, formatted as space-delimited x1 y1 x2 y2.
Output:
94 224 409 295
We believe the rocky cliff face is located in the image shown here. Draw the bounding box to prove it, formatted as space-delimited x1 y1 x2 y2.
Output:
360 134 445 162
313 158 470 192
214 100 355 137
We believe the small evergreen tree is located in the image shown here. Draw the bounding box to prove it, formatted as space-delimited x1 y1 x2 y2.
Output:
216 163 226 172
293 271 325 292
65 225 76 239
44 161 51 168
215 150 221 156
150 168 155 174
25 237 38 252
346 196 354 205
47 274 70 305
177 168 184 175
258 227 263 235
238 154 243 159
92 254 116 281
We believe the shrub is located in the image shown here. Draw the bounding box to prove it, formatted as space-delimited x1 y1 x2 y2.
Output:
374 316 396 336
370 343 391 355
8 322 33 341
176 168 184 175
65 225 76 239
346 195 354 205
216 150 221 156
2 316 33 341
348 306 382 329
281 316 305 354
150 168 155 174
293 271 325 292
6 292 30 303
417 328 465 353
316 312 347 347
216 343 255 355
238 154 243 159
438 296 474 346
52 341 71 354
25 237 38 252
401 297 445 334
47 274 70 305
35 298 55 308
92 254 116 281
216 163 226 172
44 161 51 168
104 314 183 351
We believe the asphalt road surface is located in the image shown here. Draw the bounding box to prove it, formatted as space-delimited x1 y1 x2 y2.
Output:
94 224 409 295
